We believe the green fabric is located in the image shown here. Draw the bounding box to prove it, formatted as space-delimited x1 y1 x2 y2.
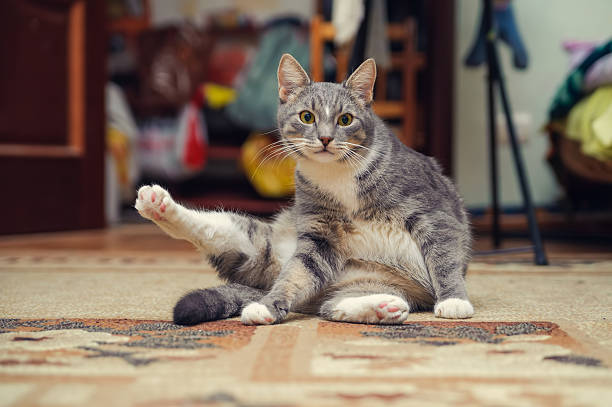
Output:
226 24 309 131
549 39 612 120
565 86 612 161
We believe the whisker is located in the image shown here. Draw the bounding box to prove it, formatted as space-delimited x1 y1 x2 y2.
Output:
252 147 292 177
341 142 384 170
263 146 303 177
250 140 288 162
251 143 304 179
346 148 391 191
342 150 360 173
260 145 300 165
251 140 295 161
341 141 377 153
250 137 310 163
340 147 363 173
257 128 280 136
272 148 301 171
344 148 383 188
343 147 365 165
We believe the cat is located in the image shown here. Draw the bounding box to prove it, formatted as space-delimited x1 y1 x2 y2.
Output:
135 54 474 326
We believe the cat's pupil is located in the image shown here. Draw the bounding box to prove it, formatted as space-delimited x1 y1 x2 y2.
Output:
304 113 312 121
341 115 348 124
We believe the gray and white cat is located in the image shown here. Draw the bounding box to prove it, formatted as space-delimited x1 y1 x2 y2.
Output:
135 54 473 326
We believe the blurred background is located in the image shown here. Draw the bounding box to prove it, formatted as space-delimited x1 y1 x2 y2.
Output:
1 0 611 245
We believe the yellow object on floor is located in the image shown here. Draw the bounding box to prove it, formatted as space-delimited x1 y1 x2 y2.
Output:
202 83 237 109
241 133 296 198
566 86 612 161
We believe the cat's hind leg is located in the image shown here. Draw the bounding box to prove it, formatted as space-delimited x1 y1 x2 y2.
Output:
135 184 193 241
321 292 410 324
318 261 434 325
136 184 254 253
173 283 265 326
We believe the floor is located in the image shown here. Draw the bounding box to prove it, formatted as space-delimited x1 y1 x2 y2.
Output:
1 225 611 406
1 223 611 258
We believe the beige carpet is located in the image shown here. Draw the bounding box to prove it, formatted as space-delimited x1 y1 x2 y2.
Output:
1 250 611 406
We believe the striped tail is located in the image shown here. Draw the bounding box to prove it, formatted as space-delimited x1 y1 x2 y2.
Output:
173 284 265 325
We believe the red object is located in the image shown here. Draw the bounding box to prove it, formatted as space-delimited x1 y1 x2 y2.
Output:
183 105 207 169
191 87 206 107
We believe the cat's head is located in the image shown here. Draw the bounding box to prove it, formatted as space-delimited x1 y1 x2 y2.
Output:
276 54 377 164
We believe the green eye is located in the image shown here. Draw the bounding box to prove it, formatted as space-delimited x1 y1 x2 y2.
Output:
299 111 315 124
338 113 353 126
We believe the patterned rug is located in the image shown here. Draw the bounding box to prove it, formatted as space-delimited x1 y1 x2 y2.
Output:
1 252 611 406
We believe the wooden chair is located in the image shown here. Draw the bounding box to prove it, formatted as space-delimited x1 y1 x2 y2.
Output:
108 0 151 35
310 15 426 148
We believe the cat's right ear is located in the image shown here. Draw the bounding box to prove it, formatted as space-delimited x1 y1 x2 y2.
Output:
278 54 310 103
345 58 377 106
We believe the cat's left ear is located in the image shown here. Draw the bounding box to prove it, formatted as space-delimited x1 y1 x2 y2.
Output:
345 58 377 105
278 54 310 103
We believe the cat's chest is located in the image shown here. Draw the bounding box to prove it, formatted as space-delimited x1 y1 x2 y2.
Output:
298 165 360 213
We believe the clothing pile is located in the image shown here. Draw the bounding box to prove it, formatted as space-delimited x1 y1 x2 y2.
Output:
545 38 612 205
548 39 612 162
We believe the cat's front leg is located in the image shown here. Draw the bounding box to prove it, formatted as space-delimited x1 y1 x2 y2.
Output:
240 232 344 325
407 212 474 319
240 256 325 325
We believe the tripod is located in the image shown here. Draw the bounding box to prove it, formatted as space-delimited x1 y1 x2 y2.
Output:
482 0 548 265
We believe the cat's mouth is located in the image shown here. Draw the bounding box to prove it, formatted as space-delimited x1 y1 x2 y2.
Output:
306 147 342 163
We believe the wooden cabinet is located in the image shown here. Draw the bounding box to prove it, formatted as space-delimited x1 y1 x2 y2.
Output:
0 0 106 234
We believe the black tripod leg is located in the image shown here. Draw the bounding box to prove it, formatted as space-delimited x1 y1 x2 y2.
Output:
480 0 547 265
495 64 548 265
487 68 501 248
484 0 501 248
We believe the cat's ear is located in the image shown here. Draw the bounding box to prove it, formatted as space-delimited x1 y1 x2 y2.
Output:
278 54 310 103
345 58 377 105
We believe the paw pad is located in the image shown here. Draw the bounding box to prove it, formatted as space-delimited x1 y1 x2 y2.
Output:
135 185 175 222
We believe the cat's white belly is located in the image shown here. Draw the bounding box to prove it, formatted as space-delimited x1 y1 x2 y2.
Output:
347 220 431 289
274 233 297 266
271 212 431 290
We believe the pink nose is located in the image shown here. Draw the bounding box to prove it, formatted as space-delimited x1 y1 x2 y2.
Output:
319 137 333 146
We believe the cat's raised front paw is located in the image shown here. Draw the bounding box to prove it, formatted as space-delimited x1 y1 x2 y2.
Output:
241 302 275 325
135 184 175 222
434 298 474 319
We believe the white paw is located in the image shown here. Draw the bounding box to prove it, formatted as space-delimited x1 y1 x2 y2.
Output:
241 303 275 325
434 298 474 319
331 294 409 324
135 184 176 222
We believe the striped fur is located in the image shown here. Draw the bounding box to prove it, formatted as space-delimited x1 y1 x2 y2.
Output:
136 55 473 326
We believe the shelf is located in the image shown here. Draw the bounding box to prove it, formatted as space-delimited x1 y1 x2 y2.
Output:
109 18 149 35
373 101 404 118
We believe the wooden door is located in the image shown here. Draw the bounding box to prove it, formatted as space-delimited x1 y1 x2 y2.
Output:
0 0 106 234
